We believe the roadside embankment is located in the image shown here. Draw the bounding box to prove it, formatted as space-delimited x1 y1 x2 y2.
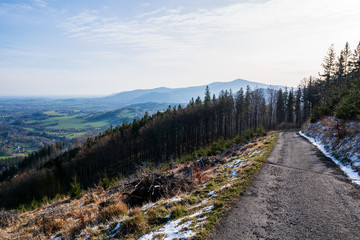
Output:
301 116 360 184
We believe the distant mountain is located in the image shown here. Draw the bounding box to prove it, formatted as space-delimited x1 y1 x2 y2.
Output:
102 79 282 107
0 79 283 111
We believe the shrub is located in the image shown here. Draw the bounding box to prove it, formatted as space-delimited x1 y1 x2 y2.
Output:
69 175 82 199
170 205 187 219
244 129 254 140
335 83 360 120
256 125 266 136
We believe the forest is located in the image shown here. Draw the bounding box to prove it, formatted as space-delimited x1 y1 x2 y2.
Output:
0 40 359 209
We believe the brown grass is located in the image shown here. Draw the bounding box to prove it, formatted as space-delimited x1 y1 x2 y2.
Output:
0 132 278 239
98 200 128 222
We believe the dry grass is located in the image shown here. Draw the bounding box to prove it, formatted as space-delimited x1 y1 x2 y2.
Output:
98 200 128 222
0 132 278 239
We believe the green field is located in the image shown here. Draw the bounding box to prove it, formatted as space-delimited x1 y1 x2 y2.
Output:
43 115 108 130
116 109 138 118
43 110 66 116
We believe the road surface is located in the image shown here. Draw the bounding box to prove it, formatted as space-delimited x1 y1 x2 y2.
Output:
209 131 360 240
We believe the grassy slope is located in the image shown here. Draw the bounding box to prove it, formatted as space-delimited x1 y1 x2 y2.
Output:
0 132 278 239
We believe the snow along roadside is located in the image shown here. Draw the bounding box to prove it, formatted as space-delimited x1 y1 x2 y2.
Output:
299 131 360 185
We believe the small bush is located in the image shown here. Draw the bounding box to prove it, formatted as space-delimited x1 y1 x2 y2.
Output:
122 214 147 235
69 175 82 199
100 171 117 190
255 125 266 136
170 205 187 219
244 129 254 140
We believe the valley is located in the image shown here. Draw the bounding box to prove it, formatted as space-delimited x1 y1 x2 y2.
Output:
0 102 174 160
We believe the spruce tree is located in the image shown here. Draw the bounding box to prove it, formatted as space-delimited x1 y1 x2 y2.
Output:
69 175 82 199
286 89 294 123
336 51 345 85
204 86 211 104
351 41 360 72
321 44 336 85
276 89 285 124
295 88 301 125
342 42 352 74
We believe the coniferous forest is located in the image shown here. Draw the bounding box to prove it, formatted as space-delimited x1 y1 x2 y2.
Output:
0 41 359 209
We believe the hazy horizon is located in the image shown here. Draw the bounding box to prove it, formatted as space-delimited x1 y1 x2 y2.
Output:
0 78 284 98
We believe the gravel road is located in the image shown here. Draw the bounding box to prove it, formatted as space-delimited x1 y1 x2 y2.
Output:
209 130 360 240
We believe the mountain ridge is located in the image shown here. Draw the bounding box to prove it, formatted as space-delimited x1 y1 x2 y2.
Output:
102 78 283 107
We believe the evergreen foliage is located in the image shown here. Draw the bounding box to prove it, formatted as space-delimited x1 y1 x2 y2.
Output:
69 175 82 199
305 41 360 122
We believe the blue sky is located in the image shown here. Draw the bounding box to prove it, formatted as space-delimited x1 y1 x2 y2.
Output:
1 0 360 96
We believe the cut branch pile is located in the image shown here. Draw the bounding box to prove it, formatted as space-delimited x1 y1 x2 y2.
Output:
124 171 193 207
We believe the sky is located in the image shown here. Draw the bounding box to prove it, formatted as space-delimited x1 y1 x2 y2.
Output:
1 0 360 96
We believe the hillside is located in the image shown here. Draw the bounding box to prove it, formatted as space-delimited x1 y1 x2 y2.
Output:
0 132 278 239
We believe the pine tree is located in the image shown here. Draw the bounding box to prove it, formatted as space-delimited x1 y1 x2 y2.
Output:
295 88 301 125
351 41 360 72
235 88 245 134
244 86 251 130
69 175 82 199
286 89 294 123
276 89 285 124
335 51 345 86
320 44 336 85
343 42 352 74
204 86 211 104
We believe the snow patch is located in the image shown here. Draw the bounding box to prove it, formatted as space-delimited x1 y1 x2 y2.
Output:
201 198 210 204
226 159 245 168
231 170 238 179
138 205 215 240
208 190 217 197
112 223 121 232
138 218 195 240
168 196 182 203
141 203 156 211
219 183 232 190
203 206 214 212
300 131 360 185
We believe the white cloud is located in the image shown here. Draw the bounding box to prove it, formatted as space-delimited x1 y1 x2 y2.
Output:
62 0 360 54
33 0 47 8
53 0 360 90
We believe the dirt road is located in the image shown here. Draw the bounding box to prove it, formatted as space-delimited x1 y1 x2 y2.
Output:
209 131 360 240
